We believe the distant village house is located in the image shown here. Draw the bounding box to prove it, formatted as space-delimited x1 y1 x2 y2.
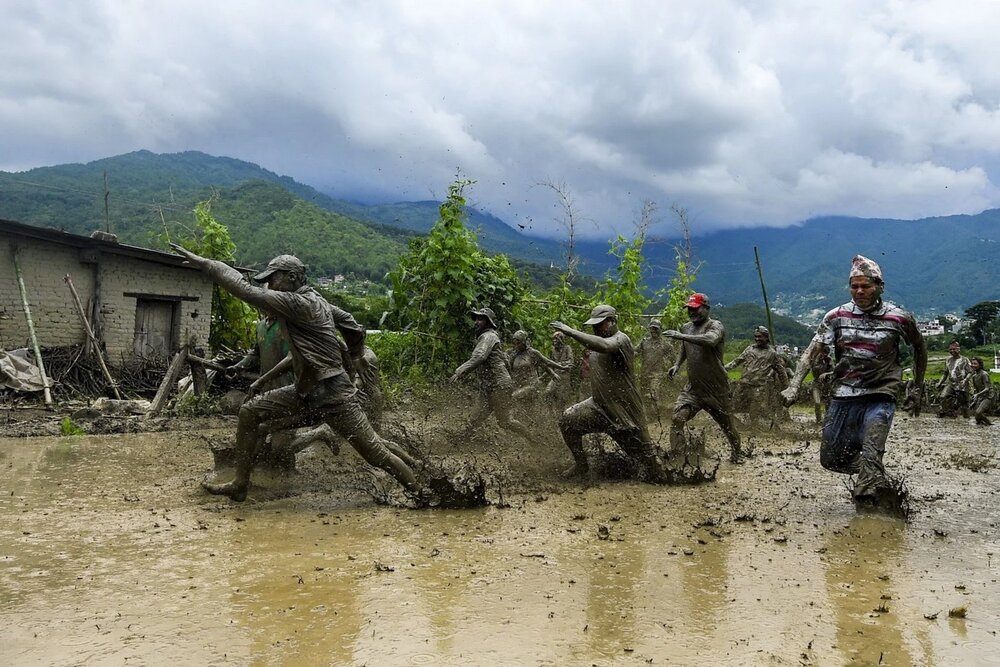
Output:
1 219 214 366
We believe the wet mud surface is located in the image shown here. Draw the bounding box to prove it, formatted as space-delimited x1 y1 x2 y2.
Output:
1 403 998 665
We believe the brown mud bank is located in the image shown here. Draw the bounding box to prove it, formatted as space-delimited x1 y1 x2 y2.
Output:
1 406 998 665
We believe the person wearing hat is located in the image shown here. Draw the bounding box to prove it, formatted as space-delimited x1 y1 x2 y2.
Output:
936 340 972 418
550 304 661 479
664 293 744 462
170 245 426 503
725 325 790 428
635 318 678 421
450 307 532 441
781 255 927 511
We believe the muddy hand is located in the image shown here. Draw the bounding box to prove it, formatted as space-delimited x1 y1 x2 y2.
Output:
779 386 798 406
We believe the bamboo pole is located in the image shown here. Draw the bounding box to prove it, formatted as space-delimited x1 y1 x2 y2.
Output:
63 274 122 399
11 244 53 405
754 246 776 346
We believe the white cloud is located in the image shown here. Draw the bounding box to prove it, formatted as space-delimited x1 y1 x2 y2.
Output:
2 0 1000 236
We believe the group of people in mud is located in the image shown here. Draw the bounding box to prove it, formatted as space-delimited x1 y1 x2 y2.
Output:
169 242 976 514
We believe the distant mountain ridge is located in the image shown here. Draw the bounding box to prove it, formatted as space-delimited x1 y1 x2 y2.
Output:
1 150 997 319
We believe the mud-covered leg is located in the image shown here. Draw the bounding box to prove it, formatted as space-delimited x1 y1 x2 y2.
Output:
558 400 606 478
853 403 895 501
492 391 533 441
202 387 304 501
328 398 420 494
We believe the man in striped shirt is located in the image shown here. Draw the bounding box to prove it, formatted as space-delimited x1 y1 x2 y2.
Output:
782 255 927 510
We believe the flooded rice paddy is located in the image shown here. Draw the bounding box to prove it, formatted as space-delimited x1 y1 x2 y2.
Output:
1 412 998 665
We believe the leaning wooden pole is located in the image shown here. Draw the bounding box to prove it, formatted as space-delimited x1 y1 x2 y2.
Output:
11 244 53 405
63 274 123 399
754 246 776 346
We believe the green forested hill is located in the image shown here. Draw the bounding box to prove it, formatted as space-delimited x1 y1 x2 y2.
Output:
0 152 413 279
4 150 999 318
713 303 815 347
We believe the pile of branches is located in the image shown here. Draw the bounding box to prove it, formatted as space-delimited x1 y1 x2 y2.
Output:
42 345 166 399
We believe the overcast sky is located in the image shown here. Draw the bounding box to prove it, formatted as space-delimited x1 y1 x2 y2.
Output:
4 1 1000 239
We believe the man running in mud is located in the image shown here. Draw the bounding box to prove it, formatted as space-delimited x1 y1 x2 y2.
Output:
781 255 927 512
508 329 568 402
635 319 677 422
551 305 663 479
228 310 339 464
725 325 790 428
664 293 745 463
965 357 994 426
937 340 972 418
450 308 532 441
544 330 576 411
170 246 426 503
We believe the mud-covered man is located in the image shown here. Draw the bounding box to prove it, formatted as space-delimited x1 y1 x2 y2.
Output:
781 255 927 511
450 308 532 441
725 325 789 428
664 293 744 463
937 340 972 418
170 247 424 502
551 305 661 479
508 329 568 402
544 330 576 411
635 319 677 421
965 357 994 426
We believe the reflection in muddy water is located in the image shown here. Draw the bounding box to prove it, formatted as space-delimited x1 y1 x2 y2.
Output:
1 415 999 665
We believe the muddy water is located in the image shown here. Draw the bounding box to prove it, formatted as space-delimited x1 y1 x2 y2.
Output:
1 415 998 666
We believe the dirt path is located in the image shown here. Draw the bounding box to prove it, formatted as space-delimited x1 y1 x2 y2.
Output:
1 404 997 665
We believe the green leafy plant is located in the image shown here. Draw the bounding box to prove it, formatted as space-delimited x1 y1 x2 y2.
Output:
60 418 85 436
387 177 524 375
166 199 257 353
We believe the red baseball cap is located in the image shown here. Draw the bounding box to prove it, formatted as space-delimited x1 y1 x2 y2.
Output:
685 293 709 309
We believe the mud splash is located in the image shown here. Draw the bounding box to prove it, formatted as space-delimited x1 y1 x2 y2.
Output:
1 410 998 664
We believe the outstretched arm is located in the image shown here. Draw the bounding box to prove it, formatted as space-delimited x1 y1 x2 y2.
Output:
668 344 688 378
550 321 620 355
663 322 723 348
781 339 827 404
451 333 497 381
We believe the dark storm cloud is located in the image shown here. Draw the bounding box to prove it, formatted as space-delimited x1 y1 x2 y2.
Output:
2 1 1000 238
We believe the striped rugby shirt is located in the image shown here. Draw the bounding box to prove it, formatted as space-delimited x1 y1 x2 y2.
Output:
813 299 923 400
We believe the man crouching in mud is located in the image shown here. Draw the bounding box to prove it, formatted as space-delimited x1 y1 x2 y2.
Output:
551 305 663 480
170 246 428 503
781 255 927 513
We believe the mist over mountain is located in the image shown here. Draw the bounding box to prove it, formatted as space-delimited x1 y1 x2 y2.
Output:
2 150 996 320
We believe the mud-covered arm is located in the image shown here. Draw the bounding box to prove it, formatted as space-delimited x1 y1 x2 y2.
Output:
908 322 928 389
251 353 293 392
170 245 316 323
663 321 724 348
781 339 827 403
724 347 748 371
328 304 366 359
550 321 620 355
452 333 497 380
532 348 570 374
668 343 687 378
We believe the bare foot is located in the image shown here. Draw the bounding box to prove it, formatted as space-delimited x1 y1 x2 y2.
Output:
202 479 248 502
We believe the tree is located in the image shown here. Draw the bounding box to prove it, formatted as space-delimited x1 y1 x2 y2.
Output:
964 301 1000 345
656 204 701 330
167 199 256 352
388 177 523 374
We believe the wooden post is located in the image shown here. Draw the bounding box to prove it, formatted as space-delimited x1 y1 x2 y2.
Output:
11 244 53 405
754 246 776 346
147 347 189 416
188 339 208 396
63 274 123 399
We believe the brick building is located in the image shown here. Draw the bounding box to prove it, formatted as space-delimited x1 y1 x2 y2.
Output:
1 219 215 365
